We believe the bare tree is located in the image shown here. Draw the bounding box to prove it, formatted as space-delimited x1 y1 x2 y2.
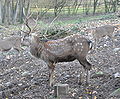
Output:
54 0 66 17
83 0 92 15
0 0 31 24
93 0 99 14
110 0 118 12
75 0 83 14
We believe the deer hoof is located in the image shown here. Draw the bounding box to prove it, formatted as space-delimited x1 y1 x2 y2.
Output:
78 81 82 85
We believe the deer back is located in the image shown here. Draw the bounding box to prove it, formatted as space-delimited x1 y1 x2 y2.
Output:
30 34 92 63
94 25 115 38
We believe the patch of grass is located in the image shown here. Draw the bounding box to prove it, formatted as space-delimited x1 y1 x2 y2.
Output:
38 14 116 27
78 14 116 22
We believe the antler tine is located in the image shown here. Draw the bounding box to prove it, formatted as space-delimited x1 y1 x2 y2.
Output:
31 5 39 33
23 13 33 35
21 14 32 35
31 13 39 33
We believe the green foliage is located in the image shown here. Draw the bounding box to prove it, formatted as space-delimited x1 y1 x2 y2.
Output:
70 24 81 33
39 24 68 39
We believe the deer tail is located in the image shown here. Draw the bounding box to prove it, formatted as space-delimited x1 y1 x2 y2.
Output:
87 40 93 50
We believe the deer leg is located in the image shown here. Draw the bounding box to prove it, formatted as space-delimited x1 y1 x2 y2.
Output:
48 63 55 86
80 68 90 85
95 39 98 49
78 58 91 85
111 36 115 48
86 69 90 85
78 66 84 85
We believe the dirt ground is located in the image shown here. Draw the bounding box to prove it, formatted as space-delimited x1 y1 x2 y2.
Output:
0 17 120 99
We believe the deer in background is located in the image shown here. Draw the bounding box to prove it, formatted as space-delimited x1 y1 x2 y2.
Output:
22 15 93 86
0 35 29 60
0 15 34 53
0 36 23 52
0 31 31 57
88 25 119 48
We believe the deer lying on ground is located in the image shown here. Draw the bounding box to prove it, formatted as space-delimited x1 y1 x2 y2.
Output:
0 33 31 58
22 15 93 86
0 17 34 53
0 36 22 52
88 25 119 48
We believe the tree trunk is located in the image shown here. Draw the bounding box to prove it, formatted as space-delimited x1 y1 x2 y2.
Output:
19 0 24 23
93 0 99 14
75 0 82 14
2 0 8 24
72 0 78 14
13 0 20 24
0 0 2 24
54 0 58 17
84 0 92 15
25 0 31 16
110 0 117 12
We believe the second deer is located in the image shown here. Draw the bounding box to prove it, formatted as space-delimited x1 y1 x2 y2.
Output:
89 25 118 48
0 36 22 52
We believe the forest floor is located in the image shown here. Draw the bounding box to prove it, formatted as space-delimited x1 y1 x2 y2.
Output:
0 14 120 99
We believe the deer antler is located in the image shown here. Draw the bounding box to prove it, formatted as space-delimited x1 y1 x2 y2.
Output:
31 5 39 33
31 13 39 33
21 5 40 37
21 11 39 38
22 13 33 35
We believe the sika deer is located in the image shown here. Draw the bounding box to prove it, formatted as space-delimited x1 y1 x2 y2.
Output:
0 36 22 52
22 15 93 86
30 34 92 86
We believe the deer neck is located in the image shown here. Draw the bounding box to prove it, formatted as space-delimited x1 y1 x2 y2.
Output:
30 36 45 58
